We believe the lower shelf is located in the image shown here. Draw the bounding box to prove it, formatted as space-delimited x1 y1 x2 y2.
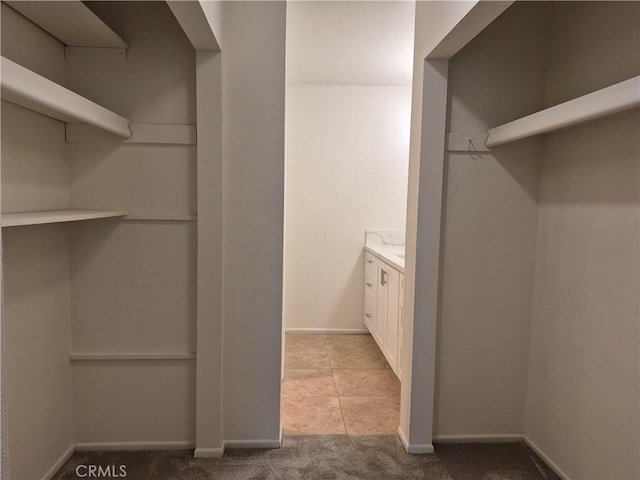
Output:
1 209 127 227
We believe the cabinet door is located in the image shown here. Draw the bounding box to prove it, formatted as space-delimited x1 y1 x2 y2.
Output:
384 266 400 375
398 274 404 378
376 265 389 347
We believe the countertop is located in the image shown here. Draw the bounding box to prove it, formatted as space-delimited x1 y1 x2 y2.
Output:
364 244 405 273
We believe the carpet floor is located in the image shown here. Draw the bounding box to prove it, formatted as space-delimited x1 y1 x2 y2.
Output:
51 436 560 480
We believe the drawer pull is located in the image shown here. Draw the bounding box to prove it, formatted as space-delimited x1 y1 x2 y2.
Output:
366 282 373 287
365 313 372 318
366 259 373 264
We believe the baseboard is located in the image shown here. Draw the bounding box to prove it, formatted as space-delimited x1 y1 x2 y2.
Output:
193 447 224 458
397 427 434 454
434 434 523 443
285 328 369 335
41 444 75 480
407 443 434 454
397 426 410 451
74 441 195 451
223 439 281 449
523 436 571 480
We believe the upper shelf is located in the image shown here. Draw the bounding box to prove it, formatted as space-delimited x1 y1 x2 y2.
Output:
486 76 640 148
2 210 127 228
5 1 128 49
1 57 131 139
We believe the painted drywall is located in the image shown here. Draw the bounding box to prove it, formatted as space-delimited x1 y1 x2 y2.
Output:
524 3 640 479
3 227 74 480
284 85 411 331
1 110 73 480
284 1 414 332
73 361 195 446
0 104 5 480
433 2 547 437
0 150 5 480
218 1 286 443
1 6 74 478
286 1 414 86
66 1 197 446
1 3 65 84
401 0 512 447
181 0 286 448
75 2 196 123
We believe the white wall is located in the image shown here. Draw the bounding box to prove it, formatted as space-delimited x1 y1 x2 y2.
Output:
285 85 411 331
284 1 414 332
1 5 74 479
286 1 414 86
524 3 640 479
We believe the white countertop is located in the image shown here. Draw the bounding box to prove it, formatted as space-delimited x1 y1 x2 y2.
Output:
364 244 405 273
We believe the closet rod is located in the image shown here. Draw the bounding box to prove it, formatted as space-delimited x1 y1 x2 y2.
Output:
486 76 640 148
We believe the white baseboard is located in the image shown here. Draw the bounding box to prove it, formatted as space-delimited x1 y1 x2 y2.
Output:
523 436 571 480
42 444 75 480
223 439 281 449
434 434 523 443
397 427 434 454
285 328 369 335
194 447 224 458
74 441 195 451
397 426 410 451
407 443 434 454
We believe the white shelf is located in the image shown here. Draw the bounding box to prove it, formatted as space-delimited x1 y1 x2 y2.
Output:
486 76 640 148
4 1 128 49
1 57 131 139
69 353 196 361
2 210 127 228
123 214 197 222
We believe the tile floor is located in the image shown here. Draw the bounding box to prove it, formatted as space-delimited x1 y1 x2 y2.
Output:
281 333 400 435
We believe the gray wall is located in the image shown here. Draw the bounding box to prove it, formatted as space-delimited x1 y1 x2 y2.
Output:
217 1 286 443
1 5 74 479
67 1 197 446
436 2 546 437
436 2 639 478
525 3 640 479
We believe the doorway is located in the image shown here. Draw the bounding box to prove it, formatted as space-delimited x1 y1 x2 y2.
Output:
281 1 415 438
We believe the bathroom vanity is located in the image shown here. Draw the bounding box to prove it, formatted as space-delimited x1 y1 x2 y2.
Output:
363 231 405 378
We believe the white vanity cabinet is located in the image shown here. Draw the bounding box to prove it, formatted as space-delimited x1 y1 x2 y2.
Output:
398 273 404 378
364 251 402 377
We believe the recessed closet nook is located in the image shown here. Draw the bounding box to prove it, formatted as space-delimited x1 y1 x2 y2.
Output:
1 2 197 479
420 2 637 479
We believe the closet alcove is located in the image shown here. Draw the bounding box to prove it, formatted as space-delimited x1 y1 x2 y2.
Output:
1 2 197 479
431 2 638 478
